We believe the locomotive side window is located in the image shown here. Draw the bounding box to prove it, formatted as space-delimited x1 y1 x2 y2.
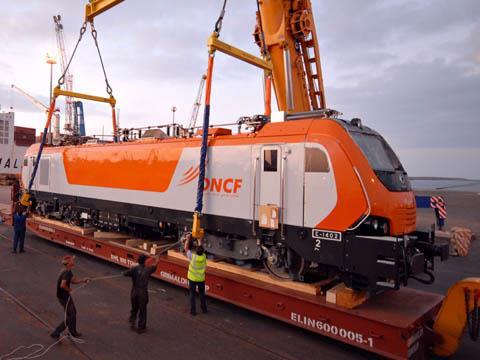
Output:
305 147 329 173
39 158 50 186
23 157 28 166
263 149 278 172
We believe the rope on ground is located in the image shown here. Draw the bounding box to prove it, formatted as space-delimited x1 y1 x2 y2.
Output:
0 233 179 359
0 337 67 360
0 272 123 360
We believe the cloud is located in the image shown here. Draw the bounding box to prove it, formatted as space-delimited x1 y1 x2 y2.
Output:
316 0 480 52
0 82 50 113
328 60 480 148
1 0 479 178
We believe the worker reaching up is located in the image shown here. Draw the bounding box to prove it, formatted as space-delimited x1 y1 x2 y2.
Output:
184 234 207 315
123 254 159 333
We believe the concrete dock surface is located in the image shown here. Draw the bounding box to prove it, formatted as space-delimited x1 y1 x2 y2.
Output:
0 225 377 360
1 188 479 359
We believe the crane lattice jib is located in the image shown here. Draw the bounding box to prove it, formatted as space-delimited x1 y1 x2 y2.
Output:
255 0 326 112
188 74 207 130
11 84 49 112
54 15 74 132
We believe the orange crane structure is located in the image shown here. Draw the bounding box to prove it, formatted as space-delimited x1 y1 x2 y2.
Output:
255 0 326 112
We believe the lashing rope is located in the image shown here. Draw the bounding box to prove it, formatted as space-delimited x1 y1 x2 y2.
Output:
1 239 180 360
0 273 125 360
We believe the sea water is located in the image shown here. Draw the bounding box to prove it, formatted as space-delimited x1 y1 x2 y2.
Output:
411 179 480 192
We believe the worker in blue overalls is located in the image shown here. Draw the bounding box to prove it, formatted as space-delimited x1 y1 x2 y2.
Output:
12 204 28 253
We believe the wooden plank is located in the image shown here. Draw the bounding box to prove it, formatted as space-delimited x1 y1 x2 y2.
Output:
167 250 321 296
0 203 11 214
93 231 131 239
326 283 369 309
108 241 149 255
31 216 95 235
125 239 145 247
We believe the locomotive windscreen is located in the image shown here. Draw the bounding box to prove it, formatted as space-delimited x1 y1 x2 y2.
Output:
349 131 411 192
350 132 401 172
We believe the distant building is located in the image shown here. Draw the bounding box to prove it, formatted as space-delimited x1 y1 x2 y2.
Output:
0 112 36 175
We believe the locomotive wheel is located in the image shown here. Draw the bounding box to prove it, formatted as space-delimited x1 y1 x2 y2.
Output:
287 249 306 281
264 259 291 279
263 248 306 281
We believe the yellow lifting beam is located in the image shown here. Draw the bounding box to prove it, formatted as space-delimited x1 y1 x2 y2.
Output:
207 33 272 72
53 87 116 107
85 0 125 23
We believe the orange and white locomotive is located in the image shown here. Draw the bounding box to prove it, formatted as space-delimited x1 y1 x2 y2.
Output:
21 113 448 291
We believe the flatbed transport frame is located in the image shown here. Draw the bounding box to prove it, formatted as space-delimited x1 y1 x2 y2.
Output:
25 215 445 360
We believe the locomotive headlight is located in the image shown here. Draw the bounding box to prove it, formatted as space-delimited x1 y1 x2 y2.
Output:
362 216 390 236
382 221 390 235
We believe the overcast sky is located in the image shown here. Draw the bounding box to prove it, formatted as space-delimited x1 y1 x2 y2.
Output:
1 0 479 178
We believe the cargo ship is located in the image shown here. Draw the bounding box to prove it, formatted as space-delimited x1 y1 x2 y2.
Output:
0 111 36 184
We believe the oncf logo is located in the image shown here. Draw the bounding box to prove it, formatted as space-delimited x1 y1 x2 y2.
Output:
204 178 242 194
178 165 242 194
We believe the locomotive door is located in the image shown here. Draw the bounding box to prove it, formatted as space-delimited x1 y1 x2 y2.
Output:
259 145 281 207
303 144 337 228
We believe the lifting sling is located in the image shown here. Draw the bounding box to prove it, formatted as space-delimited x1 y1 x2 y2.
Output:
191 0 227 239
191 0 273 239
21 18 117 206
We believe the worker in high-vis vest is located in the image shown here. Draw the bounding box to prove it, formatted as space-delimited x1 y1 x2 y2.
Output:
184 235 207 315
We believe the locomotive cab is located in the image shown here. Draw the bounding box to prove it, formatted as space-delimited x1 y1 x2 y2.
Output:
263 115 449 292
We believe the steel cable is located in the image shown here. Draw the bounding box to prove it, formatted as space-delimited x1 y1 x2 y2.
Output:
90 23 114 96
214 0 228 35
58 22 87 87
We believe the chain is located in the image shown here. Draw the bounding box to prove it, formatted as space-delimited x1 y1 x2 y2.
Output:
58 22 87 86
214 0 228 35
57 21 114 98
90 22 114 97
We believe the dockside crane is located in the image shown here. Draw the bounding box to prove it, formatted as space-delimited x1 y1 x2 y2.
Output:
188 74 207 131
11 85 49 114
54 14 86 136
10 84 61 141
